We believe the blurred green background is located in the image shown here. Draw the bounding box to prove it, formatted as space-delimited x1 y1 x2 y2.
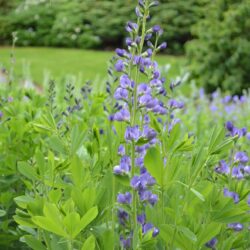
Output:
0 0 249 93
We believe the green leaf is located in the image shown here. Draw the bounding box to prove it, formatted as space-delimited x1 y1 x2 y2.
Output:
178 226 197 242
64 212 81 238
32 203 67 237
0 209 6 217
47 135 66 155
144 147 164 186
71 125 86 155
18 162 38 181
208 127 225 154
21 235 47 250
70 155 84 187
81 235 96 250
176 181 205 202
74 206 98 237
114 174 130 187
197 223 221 247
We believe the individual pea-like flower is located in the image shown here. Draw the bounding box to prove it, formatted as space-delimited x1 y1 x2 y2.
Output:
118 209 129 226
135 157 144 168
234 152 249 164
214 160 230 174
246 132 250 140
139 190 158 205
223 188 239 204
118 145 125 156
142 125 157 140
125 21 138 33
222 95 231 104
137 213 146 225
168 99 184 109
135 6 143 17
116 48 127 57
115 60 125 72
244 166 250 175
113 155 131 175
232 166 244 179
125 126 141 142
142 223 159 237
158 42 167 50
120 74 132 89
227 223 243 231
0 111 3 119
225 121 248 138
114 108 130 122
205 237 217 249
120 235 131 249
114 87 129 100
117 192 132 204
137 83 151 95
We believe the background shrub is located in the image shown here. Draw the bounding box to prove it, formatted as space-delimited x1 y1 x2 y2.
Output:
0 0 209 54
186 0 250 94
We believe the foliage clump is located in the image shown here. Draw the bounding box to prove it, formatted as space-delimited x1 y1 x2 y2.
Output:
186 0 250 94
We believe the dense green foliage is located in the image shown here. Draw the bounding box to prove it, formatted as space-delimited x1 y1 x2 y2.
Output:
0 64 250 250
0 0 209 54
186 0 250 94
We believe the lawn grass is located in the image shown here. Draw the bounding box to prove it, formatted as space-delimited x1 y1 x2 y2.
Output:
0 47 186 85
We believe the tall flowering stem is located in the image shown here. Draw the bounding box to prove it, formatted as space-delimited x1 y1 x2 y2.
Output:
109 0 176 248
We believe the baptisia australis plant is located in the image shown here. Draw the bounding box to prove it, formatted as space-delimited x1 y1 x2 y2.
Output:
109 0 181 248
213 121 250 235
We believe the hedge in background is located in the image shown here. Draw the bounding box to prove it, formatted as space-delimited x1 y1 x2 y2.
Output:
186 0 250 94
0 0 209 54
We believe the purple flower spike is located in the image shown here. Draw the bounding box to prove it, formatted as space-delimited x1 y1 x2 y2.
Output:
115 60 125 72
205 237 217 249
234 151 249 164
0 111 3 119
214 160 230 174
247 195 250 206
223 188 239 204
117 192 132 204
125 125 141 142
227 223 243 231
